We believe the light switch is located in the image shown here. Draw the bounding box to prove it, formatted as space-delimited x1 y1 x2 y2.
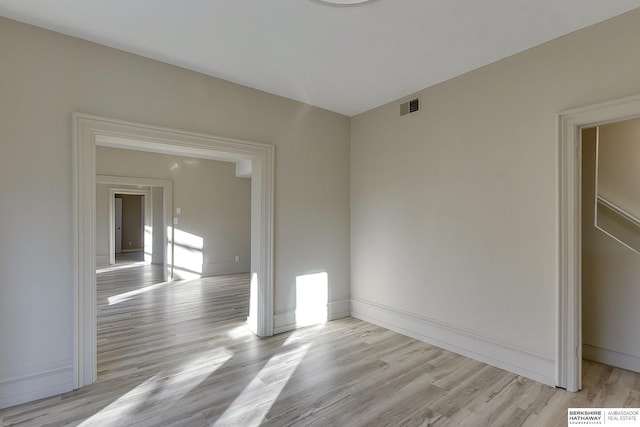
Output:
173 217 178 225
176 207 181 214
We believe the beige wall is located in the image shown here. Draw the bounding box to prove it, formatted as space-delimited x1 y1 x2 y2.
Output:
96 183 110 265
152 186 164 265
0 16 350 408
582 126 640 372
117 194 143 251
97 147 252 276
350 8 640 384
596 119 640 253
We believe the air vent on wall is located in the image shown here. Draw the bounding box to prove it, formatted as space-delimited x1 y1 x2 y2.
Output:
400 97 420 116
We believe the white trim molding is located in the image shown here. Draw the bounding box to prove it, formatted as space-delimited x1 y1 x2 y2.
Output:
328 300 351 321
583 344 640 374
351 298 555 387
96 175 173 282
0 362 73 410
72 113 275 390
557 93 640 392
274 300 351 335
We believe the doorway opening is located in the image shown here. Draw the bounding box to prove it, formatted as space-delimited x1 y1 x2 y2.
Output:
113 193 145 260
581 121 640 377
557 94 640 392
96 175 173 282
72 114 274 389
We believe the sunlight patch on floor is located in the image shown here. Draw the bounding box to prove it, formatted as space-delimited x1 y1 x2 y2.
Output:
96 262 147 274
107 280 174 305
213 343 311 426
78 349 233 426
226 324 254 339
283 323 325 346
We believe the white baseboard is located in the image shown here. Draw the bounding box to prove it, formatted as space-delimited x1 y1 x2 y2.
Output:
350 297 555 387
273 312 296 334
583 344 640 373
328 300 350 321
203 261 251 277
0 363 74 410
274 300 350 335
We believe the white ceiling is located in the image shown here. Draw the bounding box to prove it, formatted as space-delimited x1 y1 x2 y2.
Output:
1 0 640 116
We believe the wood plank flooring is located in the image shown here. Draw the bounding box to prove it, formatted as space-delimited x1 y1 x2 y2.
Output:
1 264 639 426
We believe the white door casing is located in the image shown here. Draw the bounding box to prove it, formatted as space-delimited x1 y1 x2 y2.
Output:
114 197 122 254
72 113 274 389
97 176 172 282
557 93 640 392
108 189 151 263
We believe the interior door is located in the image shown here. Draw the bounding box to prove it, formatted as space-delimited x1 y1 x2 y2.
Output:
115 196 122 254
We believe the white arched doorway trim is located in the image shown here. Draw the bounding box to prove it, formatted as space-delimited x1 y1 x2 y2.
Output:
72 113 274 388
557 94 640 392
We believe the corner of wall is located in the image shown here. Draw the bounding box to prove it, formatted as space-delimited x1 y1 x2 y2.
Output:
350 298 556 387
273 299 351 335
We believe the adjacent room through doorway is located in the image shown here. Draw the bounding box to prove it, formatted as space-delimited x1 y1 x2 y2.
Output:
94 144 253 386
581 121 640 376
557 94 640 392
73 114 275 389
114 193 144 261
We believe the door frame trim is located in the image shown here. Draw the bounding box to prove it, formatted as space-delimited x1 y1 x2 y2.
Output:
108 188 151 261
72 113 274 388
97 176 172 281
96 175 173 282
557 93 640 391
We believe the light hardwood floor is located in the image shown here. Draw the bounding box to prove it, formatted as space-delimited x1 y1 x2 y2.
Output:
1 264 639 426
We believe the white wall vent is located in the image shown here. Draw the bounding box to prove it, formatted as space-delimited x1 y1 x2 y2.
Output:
400 97 420 116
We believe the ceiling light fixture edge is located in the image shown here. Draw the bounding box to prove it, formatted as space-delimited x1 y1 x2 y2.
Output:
312 0 374 6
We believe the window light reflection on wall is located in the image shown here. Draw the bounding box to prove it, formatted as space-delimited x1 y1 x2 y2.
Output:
295 272 328 327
